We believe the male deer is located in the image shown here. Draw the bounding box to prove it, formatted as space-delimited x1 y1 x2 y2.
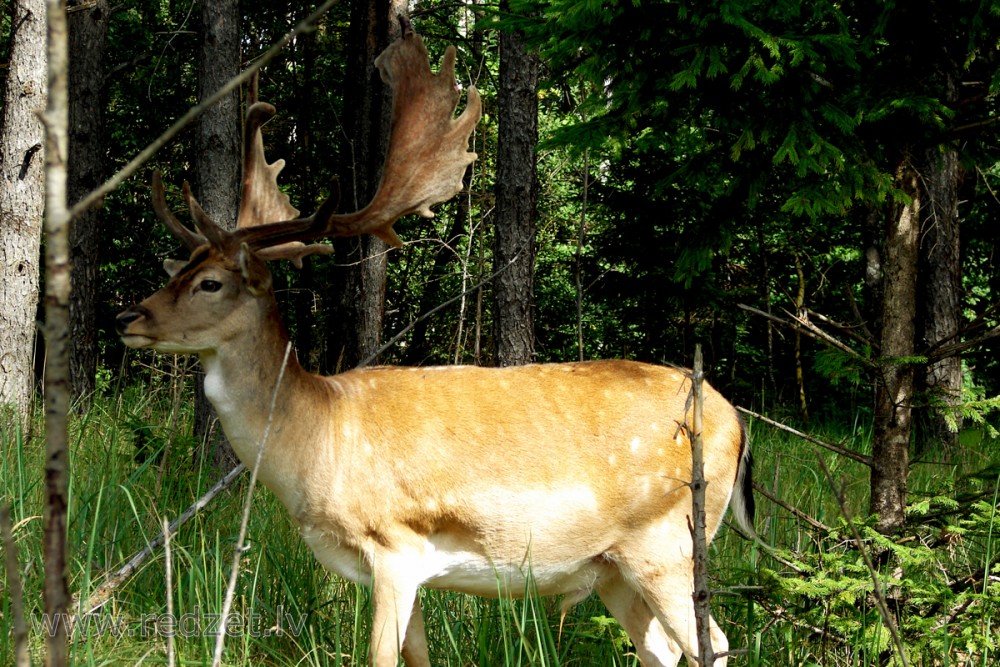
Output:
117 27 754 667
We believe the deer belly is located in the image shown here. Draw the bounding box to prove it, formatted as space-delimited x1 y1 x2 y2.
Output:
298 522 609 598
421 550 608 598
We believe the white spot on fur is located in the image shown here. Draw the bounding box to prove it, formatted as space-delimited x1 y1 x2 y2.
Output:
630 436 642 452
608 453 617 466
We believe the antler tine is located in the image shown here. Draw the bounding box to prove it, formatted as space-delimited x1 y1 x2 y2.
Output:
234 99 335 265
235 29 481 252
151 170 207 251
181 181 227 248
237 102 300 228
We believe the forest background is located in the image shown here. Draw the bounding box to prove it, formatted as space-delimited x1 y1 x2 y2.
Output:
2 0 1000 665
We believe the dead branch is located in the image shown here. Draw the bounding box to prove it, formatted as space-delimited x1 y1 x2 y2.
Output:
737 406 873 467
82 462 247 615
687 345 715 665
738 303 875 370
212 343 292 667
752 482 832 533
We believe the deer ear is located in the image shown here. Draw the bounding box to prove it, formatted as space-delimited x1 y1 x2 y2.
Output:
163 259 187 277
238 243 272 296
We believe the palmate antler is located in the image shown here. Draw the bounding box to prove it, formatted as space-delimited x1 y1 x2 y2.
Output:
153 25 481 261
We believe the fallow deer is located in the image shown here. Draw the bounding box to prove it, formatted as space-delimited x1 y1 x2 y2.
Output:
117 27 754 667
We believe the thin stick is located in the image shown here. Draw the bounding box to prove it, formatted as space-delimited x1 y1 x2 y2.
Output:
83 462 247 614
736 406 873 467
816 455 910 667
737 303 876 369
212 342 293 667
163 517 175 667
1 506 30 667
67 0 339 219
751 482 832 533
688 345 715 666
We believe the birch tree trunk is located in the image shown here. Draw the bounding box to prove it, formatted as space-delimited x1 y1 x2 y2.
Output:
41 1 71 664
0 0 47 421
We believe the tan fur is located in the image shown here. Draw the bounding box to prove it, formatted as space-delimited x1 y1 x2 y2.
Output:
118 244 753 666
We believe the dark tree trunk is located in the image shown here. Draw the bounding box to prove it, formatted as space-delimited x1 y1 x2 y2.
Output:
328 0 404 371
192 0 241 229
492 3 539 367
915 49 965 457
291 14 324 371
67 0 110 406
915 144 964 456
192 0 241 470
871 161 920 535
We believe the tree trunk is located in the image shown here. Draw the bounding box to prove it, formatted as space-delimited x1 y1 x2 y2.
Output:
192 0 241 229
67 0 110 406
492 2 539 367
192 0 241 469
915 144 964 456
871 161 920 535
0 0 46 422
40 2 72 664
291 14 324 370
915 122 964 458
328 0 404 371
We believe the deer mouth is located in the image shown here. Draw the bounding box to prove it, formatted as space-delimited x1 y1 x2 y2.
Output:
119 333 156 349
116 306 158 348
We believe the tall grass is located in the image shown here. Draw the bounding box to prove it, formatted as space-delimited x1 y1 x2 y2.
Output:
1 385 998 665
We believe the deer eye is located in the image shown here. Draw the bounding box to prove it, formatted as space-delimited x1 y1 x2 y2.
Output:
199 279 223 293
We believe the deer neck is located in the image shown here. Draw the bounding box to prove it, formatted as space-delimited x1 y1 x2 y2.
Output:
197 301 318 496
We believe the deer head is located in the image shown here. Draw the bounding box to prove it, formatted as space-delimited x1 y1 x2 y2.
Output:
118 26 480 354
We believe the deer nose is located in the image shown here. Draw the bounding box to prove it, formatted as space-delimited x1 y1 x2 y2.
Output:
116 306 151 334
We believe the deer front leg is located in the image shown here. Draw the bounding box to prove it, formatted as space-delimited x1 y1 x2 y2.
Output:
401 599 431 667
369 555 422 667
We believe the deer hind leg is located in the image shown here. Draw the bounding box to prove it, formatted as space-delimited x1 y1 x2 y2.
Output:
596 569 683 667
614 535 729 666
